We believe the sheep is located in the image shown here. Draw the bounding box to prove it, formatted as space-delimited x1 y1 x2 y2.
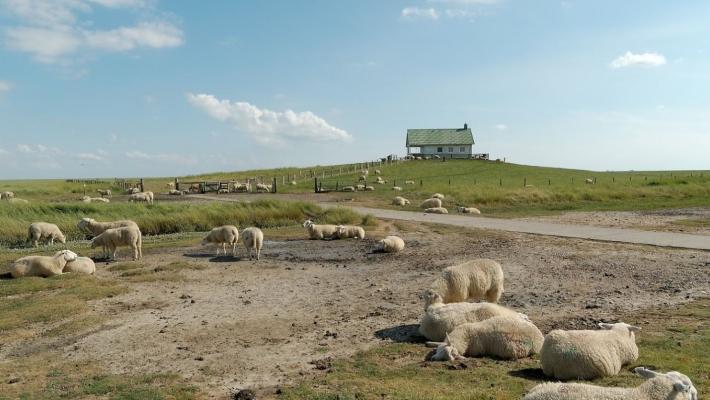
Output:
375 177 386 184
91 226 143 260
404 180 415 185
201 225 239 256
128 187 141 194
540 322 640 380
7 198 28 204
457 206 480 214
374 169 381 175
428 259 504 304
166 182 176 189
342 186 355 192
96 189 112 198
290 181 297 185
419 290 528 341
168 189 185 195
256 183 272 192
1 191 15 199
10 250 78 278
234 183 250 192
218 188 229 194
425 207 448 214
585 178 594 184
426 316 544 361
523 367 697 400
27 222 66 247
303 219 338 240
128 192 152 204
420 198 442 209
241 227 264 260
358 175 367 182
63 256 96 275
391 186 402 191
431 193 445 200
374 235 405 253
189 183 201 193
356 184 365 191
364 185 375 191
392 196 410 206
81 196 109 203
77 218 138 237
334 225 365 239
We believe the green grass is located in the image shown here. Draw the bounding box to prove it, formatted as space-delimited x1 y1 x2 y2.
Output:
279 300 710 400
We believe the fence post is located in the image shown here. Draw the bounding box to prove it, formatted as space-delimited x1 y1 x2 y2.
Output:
140 178 144 192
314 177 318 193
272 177 277 193
548 178 551 186
524 178 527 187
175 178 180 191
336 182 339 191
448 178 451 185
420 179 423 186
499 178 502 186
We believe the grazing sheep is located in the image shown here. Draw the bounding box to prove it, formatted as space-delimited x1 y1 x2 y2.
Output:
7 198 28 204
128 192 152 204
96 189 112 198
540 322 640 380
63 256 96 275
91 226 143 260
374 169 381 175
391 186 402 191
1 191 15 199
425 207 448 214
374 235 405 253
241 227 264 261
420 198 442 209
303 219 338 240
201 225 239 256
419 290 528 341
256 183 272 192
10 250 78 278
457 206 480 214
428 259 504 304
334 225 365 239
427 316 544 361
364 185 375 191
27 222 66 247
585 178 594 184
392 196 410 206
432 193 445 200
405 180 415 185
524 367 697 400
342 186 355 192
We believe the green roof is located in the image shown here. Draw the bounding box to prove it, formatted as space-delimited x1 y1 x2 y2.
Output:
406 128 474 146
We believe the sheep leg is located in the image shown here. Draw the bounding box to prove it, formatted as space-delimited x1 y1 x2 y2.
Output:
256 247 260 261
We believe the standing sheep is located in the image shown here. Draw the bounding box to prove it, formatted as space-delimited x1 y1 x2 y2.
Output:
63 256 96 275
391 186 402 191
524 367 697 400
10 250 78 278
303 220 338 240
585 178 594 184
128 192 152 204
374 236 405 253
540 322 640 380
27 222 66 247
426 316 544 361
77 218 138 236
457 206 480 214
392 196 410 206
96 189 112 198
91 226 143 260
256 183 272 192
1 191 15 199
420 198 442 209
334 225 365 239
241 227 264 261
201 225 239 256
425 207 448 214
428 259 504 304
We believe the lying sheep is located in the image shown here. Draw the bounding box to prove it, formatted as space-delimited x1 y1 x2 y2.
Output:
524 367 697 400
81 196 110 203
392 196 410 206
364 185 374 191
427 316 544 361
10 250 78 278
374 235 405 253
457 206 480 214
97 189 112 198
342 186 355 192
420 198 442 209
63 256 96 275
391 186 402 191
241 227 264 260
1 191 15 199
91 226 143 260
405 180 415 185
334 225 365 239
419 290 528 341
540 322 640 380
202 225 239 256
432 193 445 199
428 259 504 304
303 219 338 240
128 192 152 204
425 207 448 214
27 222 66 247
168 189 186 195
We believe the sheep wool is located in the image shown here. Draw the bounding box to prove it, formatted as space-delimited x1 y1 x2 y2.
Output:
11 250 78 278
77 218 138 236
303 220 338 240
392 196 410 206
457 206 481 214
201 225 239 256
429 259 504 304
420 198 442 209
241 227 264 261
431 193 445 200
334 225 365 239
425 207 448 214
92 226 143 260
64 256 96 275
27 222 66 247
375 236 405 253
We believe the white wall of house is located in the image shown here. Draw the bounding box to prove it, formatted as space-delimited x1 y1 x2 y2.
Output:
419 145 472 155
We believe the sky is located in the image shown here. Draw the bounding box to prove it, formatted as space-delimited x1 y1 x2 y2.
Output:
1 0 709 179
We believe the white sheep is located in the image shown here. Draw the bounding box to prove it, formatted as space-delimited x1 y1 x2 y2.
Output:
77 218 138 236
374 235 405 253
91 226 143 260
391 186 402 191
392 196 410 206
356 184 365 191
524 367 697 400
426 316 544 361
334 225 365 239
358 175 367 182
81 196 109 203
1 191 15 199
420 198 442 209
290 181 297 185
374 169 381 175
168 189 185 195
432 193 445 200
342 186 355 192
585 178 594 184
218 188 229 194
404 180 415 185
201 225 239 256
97 189 112 198
428 259 504 304
128 187 141 194
63 256 96 275
10 250 78 278
540 322 640 380
27 222 66 247
303 219 338 240
419 290 528 341
364 185 375 191
425 207 448 214
166 182 176 189
234 183 250 192
256 183 272 192
457 206 480 214
241 227 264 260
128 192 152 204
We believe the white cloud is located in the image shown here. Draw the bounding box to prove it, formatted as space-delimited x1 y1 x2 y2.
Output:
17 143 61 154
6 26 82 63
83 22 183 52
125 150 197 164
494 123 507 130
186 93 352 145
78 152 105 161
86 0 146 8
610 51 667 69
0 80 11 92
444 9 481 18
0 148 8 154
401 7 440 20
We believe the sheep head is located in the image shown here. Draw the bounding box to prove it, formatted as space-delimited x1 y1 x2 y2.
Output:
56 250 78 262
599 322 640 339
429 333 465 362
635 368 697 400
421 289 443 309
303 220 314 228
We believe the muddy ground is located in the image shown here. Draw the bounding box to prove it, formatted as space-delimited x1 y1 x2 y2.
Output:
4 221 709 399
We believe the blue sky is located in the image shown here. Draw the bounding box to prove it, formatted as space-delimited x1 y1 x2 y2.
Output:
1 0 709 179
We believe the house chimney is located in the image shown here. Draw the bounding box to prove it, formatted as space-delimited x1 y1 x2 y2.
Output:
464 123 468 130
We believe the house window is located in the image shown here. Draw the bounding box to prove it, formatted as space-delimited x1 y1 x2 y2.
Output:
448 147 453 153
437 147 443 153
460 146 465 152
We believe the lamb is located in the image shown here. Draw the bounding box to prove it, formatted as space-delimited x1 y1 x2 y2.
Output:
426 316 544 361
419 290 528 341
128 192 152 204
342 186 355 192
201 225 239 256
420 198 442 209
63 256 96 275
523 367 697 400
404 180 415 185
334 225 365 239
96 189 112 198
374 235 405 253
428 259 504 304
1 191 15 199
425 207 448 214
540 322 640 380
27 222 66 247
457 206 480 214
392 196 410 206
91 226 143 260
432 193 445 199
303 219 338 240
391 186 402 191
241 227 264 260
364 185 375 191
10 250 78 278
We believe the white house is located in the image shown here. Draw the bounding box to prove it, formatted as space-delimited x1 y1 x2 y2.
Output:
406 123 474 159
